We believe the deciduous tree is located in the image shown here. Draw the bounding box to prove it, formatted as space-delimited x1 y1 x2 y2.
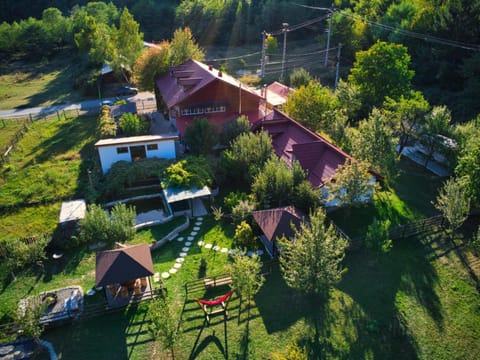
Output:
133 42 171 91
170 27 205 66
183 117 218 155
224 131 273 183
230 251 264 310
433 176 470 233
148 298 180 360
284 80 339 132
348 41 414 115
351 109 398 182
325 160 375 208
280 208 348 296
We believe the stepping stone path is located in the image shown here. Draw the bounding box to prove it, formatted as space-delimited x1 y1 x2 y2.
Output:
160 216 266 280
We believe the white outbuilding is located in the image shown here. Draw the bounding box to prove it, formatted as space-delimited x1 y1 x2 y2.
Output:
95 135 178 174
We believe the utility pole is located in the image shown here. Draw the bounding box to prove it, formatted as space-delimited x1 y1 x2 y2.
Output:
280 23 289 82
260 31 267 78
324 13 332 67
335 43 342 88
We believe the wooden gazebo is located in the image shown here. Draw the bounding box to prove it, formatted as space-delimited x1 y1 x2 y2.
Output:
95 244 154 306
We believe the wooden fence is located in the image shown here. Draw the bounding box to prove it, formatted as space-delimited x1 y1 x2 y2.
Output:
331 215 446 250
0 108 97 168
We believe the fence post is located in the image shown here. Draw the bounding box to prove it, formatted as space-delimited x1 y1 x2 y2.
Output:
56 111 61 121
29 113 33 123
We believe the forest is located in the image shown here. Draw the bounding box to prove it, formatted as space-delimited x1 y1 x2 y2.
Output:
0 0 479 120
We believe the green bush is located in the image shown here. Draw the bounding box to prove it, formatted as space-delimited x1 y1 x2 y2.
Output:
234 221 255 248
162 156 212 188
97 106 117 138
76 203 136 246
119 113 149 136
223 191 250 213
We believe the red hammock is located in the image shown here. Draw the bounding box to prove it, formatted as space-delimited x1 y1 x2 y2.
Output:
196 290 233 324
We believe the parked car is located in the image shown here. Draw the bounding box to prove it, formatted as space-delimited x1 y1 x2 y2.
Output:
116 86 138 96
100 99 114 106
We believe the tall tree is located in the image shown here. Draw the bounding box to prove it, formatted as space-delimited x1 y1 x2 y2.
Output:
348 41 414 116
284 80 339 132
455 121 480 205
148 298 180 360
325 159 375 208
351 109 398 182
110 8 144 77
170 27 205 66
434 176 471 234
133 42 171 91
230 251 264 312
280 208 348 297
252 157 304 209
383 91 430 154
418 105 452 167
224 131 274 183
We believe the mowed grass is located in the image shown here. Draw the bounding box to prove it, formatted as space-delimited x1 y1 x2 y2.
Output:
38 225 480 359
329 157 442 238
0 53 88 110
0 114 97 207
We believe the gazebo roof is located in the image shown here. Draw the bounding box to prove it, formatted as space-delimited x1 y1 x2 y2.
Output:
95 244 154 287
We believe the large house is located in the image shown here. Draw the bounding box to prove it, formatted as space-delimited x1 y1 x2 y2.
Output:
156 59 265 136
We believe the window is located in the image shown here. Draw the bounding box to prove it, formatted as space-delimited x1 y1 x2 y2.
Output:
116 147 128 154
147 144 158 151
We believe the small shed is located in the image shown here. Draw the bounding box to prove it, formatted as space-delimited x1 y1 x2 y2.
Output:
95 134 178 174
252 206 305 257
58 199 86 229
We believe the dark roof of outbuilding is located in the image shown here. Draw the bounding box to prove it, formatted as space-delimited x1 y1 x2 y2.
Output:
252 206 305 243
95 244 154 287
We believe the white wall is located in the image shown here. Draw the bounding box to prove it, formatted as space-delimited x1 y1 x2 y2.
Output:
98 140 176 174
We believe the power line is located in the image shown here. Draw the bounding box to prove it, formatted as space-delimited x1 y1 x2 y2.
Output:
292 3 480 51
338 10 480 51
206 51 262 62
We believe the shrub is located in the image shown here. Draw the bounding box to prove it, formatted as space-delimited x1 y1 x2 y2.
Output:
232 199 255 224
76 203 136 246
162 156 212 188
365 218 392 254
234 221 255 248
224 191 250 213
119 113 149 136
220 115 250 146
97 106 117 138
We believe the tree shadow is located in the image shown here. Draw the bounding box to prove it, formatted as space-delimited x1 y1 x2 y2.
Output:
188 317 229 360
333 240 442 358
22 53 89 109
43 302 150 359
254 264 307 333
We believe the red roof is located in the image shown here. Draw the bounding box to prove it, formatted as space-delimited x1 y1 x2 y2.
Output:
252 206 305 243
156 59 260 109
255 109 352 188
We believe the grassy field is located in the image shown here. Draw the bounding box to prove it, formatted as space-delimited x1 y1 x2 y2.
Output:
0 118 28 150
0 114 97 208
0 53 88 110
18 220 477 360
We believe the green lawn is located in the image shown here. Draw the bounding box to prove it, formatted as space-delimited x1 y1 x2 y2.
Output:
329 157 443 238
29 225 480 359
0 53 89 110
0 114 97 208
